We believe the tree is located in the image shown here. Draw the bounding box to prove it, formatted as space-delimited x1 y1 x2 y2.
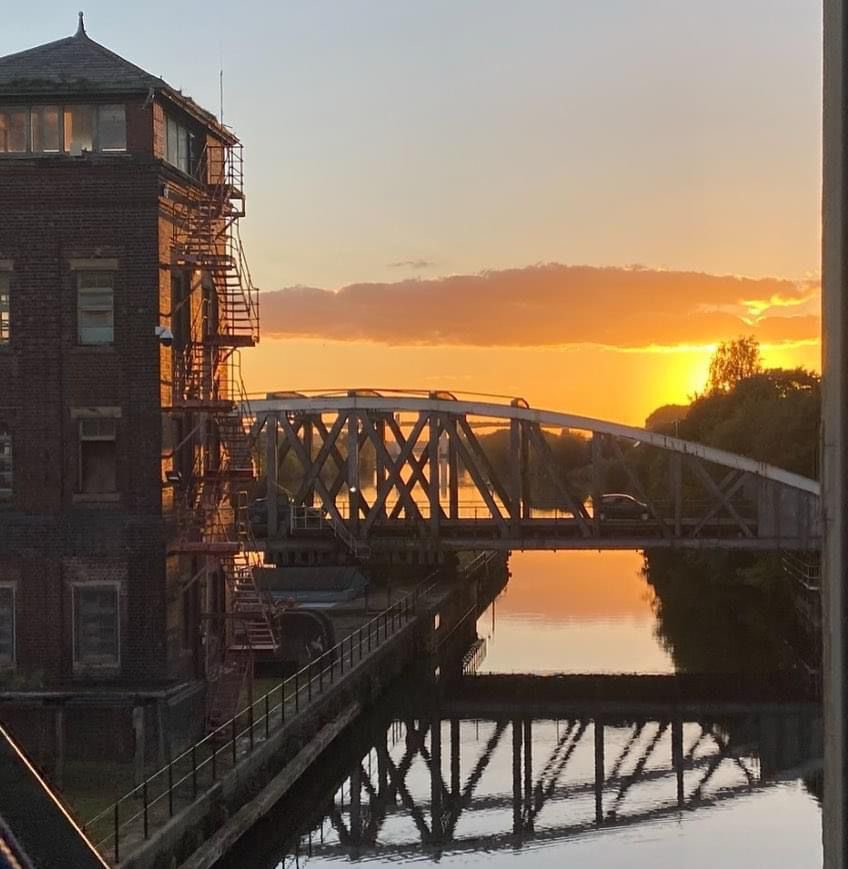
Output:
706 336 762 394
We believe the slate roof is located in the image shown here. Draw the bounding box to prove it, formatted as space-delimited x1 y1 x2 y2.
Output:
0 14 224 132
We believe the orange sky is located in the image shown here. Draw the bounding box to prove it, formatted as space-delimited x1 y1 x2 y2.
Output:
243 264 820 425
243 333 819 426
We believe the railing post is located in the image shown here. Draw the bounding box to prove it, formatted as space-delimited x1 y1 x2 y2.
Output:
295 671 300 712
308 663 313 702
191 744 198 797
319 658 324 693
249 703 255 751
359 629 363 659
232 716 237 764
168 761 174 817
265 694 270 738
212 738 217 780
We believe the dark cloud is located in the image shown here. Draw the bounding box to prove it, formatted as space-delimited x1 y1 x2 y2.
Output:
259 263 819 348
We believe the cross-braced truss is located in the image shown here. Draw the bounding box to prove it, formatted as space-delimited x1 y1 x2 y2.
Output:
278 706 820 863
248 391 820 559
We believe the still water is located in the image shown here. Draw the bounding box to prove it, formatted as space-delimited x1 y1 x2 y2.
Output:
228 550 823 868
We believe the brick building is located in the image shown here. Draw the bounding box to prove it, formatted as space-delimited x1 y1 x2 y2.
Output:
0 16 259 765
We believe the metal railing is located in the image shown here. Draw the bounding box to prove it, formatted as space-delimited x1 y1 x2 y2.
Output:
83 585 430 864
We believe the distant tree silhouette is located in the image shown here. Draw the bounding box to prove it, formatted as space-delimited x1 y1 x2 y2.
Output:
706 335 763 394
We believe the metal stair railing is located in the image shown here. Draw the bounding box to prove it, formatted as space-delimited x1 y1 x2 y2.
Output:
82 578 435 865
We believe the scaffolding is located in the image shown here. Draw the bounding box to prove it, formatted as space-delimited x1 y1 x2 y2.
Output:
165 138 275 729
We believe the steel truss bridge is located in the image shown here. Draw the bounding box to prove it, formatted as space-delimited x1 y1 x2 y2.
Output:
247 391 820 560
267 683 820 863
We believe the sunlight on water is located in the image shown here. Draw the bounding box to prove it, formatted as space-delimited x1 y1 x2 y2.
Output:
476 550 674 675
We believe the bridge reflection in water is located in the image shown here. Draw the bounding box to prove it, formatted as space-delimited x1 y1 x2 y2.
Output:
228 678 822 867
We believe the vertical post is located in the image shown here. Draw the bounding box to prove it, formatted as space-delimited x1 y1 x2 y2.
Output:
168 760 174 817
824 2 848 864
448 417 459 520
266 414 279 537
512 719 522 836
510 419 522 535
450 719 460 798
429 409 440 536
521 421 531 520
191 743 197 797
350 766 362 845
303 417 314 506
672 717 684 808
594 719 605 825
431 715 443 842
376 417 387 520
671 452 683 537
347 411 359 529
591 433 603 536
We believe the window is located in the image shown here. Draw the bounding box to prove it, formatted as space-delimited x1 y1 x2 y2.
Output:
63 104 126 154
0 273 8 344
0 104 126 155
165 114 197 175
30 105 61 153
97 105 126 151
77 271 114 345
0 427 10 502
73 584 119 667
0 109 26 153
79 418 117 494
0 585 14 668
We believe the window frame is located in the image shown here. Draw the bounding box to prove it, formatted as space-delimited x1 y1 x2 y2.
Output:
0 583 15 669
72 582 121 670
0 107 27 153
76 270 115 346
0 104 127 155
78 417 118 495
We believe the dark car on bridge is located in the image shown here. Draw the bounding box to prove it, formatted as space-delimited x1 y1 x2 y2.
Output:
596 493 650 521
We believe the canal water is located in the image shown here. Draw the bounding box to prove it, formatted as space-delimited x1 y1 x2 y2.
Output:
225 550 823 868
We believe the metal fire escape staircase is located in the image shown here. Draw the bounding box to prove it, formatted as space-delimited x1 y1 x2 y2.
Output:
166 142 275 729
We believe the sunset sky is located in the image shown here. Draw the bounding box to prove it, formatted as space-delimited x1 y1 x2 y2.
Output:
4 2 823 424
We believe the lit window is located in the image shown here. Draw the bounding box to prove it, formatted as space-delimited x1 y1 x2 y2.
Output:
30 105 61 153
77 271 114 345
0 274 8 344
0 109 26 153
0 426 11 502
63 105 94 153
79 417 117 494
0 585 14 668
73 584 119 667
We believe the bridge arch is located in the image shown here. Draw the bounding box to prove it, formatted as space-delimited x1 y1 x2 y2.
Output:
247 391 820 558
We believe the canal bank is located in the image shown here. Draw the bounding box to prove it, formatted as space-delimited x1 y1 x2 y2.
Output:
85 554 507 868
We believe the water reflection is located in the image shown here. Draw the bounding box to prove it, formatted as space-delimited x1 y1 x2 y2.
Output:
476 551 674 674
230 693 821 869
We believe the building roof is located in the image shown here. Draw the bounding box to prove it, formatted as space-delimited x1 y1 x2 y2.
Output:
0 14 231 137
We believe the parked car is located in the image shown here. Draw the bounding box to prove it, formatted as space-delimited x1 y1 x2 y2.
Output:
596 493 650 521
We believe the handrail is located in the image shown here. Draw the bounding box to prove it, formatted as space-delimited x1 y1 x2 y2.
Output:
83 575 439 862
